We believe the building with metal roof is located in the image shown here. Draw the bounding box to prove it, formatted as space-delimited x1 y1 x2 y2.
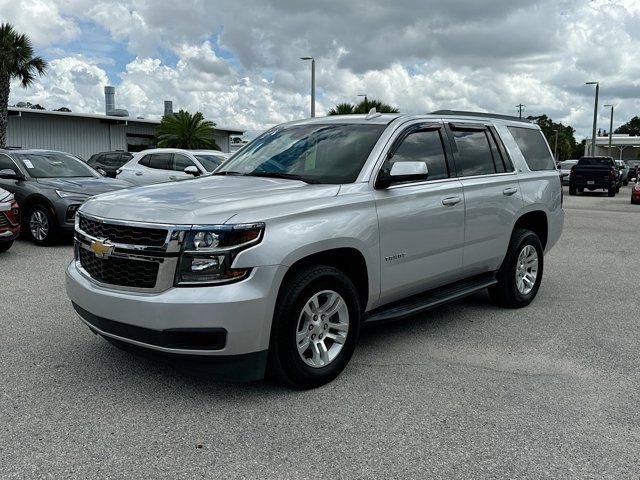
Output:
5 87 244 160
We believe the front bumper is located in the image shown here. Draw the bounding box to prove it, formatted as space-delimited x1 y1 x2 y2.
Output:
66 260 287 380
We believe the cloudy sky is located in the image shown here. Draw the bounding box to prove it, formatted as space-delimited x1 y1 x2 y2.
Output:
2 0 640 138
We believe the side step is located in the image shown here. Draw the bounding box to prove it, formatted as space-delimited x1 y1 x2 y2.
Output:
365 273 497 323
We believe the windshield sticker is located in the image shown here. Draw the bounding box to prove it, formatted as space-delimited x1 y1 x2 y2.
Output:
23 159 34 168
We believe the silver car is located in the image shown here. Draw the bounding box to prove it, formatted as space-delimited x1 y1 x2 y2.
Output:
558 159 578 185
66 111 564 388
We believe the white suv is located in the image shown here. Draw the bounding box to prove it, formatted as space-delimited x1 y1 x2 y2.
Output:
117 148 230 185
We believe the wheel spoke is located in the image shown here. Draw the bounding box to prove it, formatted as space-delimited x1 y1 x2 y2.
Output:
297 338 310 355
322 294 344 318
317 341 329 366
310 342 322 366
325 333 346 345
328 321 348 332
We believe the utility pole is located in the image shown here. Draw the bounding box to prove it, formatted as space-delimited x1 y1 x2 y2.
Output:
586 82 599 155
358 94 368 113
516 104 526 119
300 57 315 117
604 104 614 158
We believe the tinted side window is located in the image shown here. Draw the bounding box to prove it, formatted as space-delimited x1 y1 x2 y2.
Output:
104 153 121 167
508 126 555 171
173 154 196 171
391 129 449 181
0 154 17 171
142 153 171 170
138 155 151 167
452 130 496 176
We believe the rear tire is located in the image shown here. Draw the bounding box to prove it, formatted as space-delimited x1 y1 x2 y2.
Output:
569 186 576 195
616 186 620 193
268 265 362 389
0 240 13 253
489 229 544 309
608 187 616 197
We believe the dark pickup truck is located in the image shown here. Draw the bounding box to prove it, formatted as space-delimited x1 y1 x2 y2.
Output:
569 156 618 197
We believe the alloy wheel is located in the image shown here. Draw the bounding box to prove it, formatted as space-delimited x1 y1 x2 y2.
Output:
30 210 49 242
295 290 349 368
515 245 538 295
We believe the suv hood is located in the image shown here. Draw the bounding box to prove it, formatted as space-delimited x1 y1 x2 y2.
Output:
80 175 341 225
36 177 132 195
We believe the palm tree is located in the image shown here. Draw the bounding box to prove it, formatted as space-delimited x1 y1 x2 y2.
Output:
0 23 47 148
327 103 355 115
155 110 220 150
354 99 399 114
327 99 399 115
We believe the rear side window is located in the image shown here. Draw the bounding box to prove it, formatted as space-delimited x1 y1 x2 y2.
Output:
140 153 171 170
452 129 496 176
508 127 555 171
391 129 449 181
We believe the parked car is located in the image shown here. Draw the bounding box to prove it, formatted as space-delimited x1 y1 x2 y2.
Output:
66 111 563 389
615 159 629 186
0 149 132 245
0 187 20 253
116 148 230 186
558 159 578 185
631 181 640 204
569 156 618 196
626 159 640 181
87 151 133 178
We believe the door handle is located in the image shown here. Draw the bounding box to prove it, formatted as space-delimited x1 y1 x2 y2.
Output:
135 171 143 176
503 187 518 196
169 176 177 180
442 196 461 206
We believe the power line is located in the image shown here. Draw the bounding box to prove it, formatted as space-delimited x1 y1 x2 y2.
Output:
516 104 526 119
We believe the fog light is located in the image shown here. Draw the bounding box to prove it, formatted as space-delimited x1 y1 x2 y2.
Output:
191 256 223 272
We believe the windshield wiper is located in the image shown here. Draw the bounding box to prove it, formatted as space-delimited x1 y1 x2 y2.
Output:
243 172 321 184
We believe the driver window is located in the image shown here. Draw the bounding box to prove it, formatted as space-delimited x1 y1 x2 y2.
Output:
390 129 449 181
173 154 196 172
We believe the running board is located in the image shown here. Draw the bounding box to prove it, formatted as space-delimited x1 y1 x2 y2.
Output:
365 273 497 323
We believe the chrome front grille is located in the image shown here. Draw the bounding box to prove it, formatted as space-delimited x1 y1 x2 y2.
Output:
74 213 186 292
79 215 168 247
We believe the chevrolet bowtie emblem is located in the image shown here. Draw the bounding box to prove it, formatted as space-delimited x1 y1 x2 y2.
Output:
90 240 113 258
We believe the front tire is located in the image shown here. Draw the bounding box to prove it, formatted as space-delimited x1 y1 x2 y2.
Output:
0 241 13 253
569 186 576 195
27 204 58 246
489 229 544 309
608 187 616 197
268 265 362 389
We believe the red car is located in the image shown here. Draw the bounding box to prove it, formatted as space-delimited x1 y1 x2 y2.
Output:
0 187 20 252
632 182 640 204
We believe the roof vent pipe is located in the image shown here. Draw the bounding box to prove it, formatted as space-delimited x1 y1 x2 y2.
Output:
104 86 115 115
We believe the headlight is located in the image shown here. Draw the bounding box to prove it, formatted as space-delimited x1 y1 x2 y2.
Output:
56 190 91 200
175 223 265 286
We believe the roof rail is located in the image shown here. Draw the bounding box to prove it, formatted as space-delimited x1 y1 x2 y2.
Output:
430 110 532 123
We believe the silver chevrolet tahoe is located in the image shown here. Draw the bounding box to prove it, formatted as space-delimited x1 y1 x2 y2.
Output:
66 111 564 388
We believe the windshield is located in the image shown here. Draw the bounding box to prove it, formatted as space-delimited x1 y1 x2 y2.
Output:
560 161 577 169
195 154 226 172
15 152 97 178
216 123 387 184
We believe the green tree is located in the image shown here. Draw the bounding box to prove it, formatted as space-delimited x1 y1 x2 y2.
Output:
527 114 578 161
155 110 220 150
327 98 399 115
0 23 47 148
327 102 355 115
614 116 640 136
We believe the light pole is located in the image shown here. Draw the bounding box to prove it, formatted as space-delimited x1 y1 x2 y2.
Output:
300 57 315 118
604 104 614 158
553 129 559 162
586 81 599 155
516 104 526 119
357 94 368 113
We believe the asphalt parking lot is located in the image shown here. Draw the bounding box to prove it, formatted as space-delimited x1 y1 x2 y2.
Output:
1 186 639 479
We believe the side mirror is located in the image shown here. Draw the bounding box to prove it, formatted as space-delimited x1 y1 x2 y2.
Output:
376 161 429 189
632 178 637 183
0 168 24 180
97 168 107 176
184 165 200 176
